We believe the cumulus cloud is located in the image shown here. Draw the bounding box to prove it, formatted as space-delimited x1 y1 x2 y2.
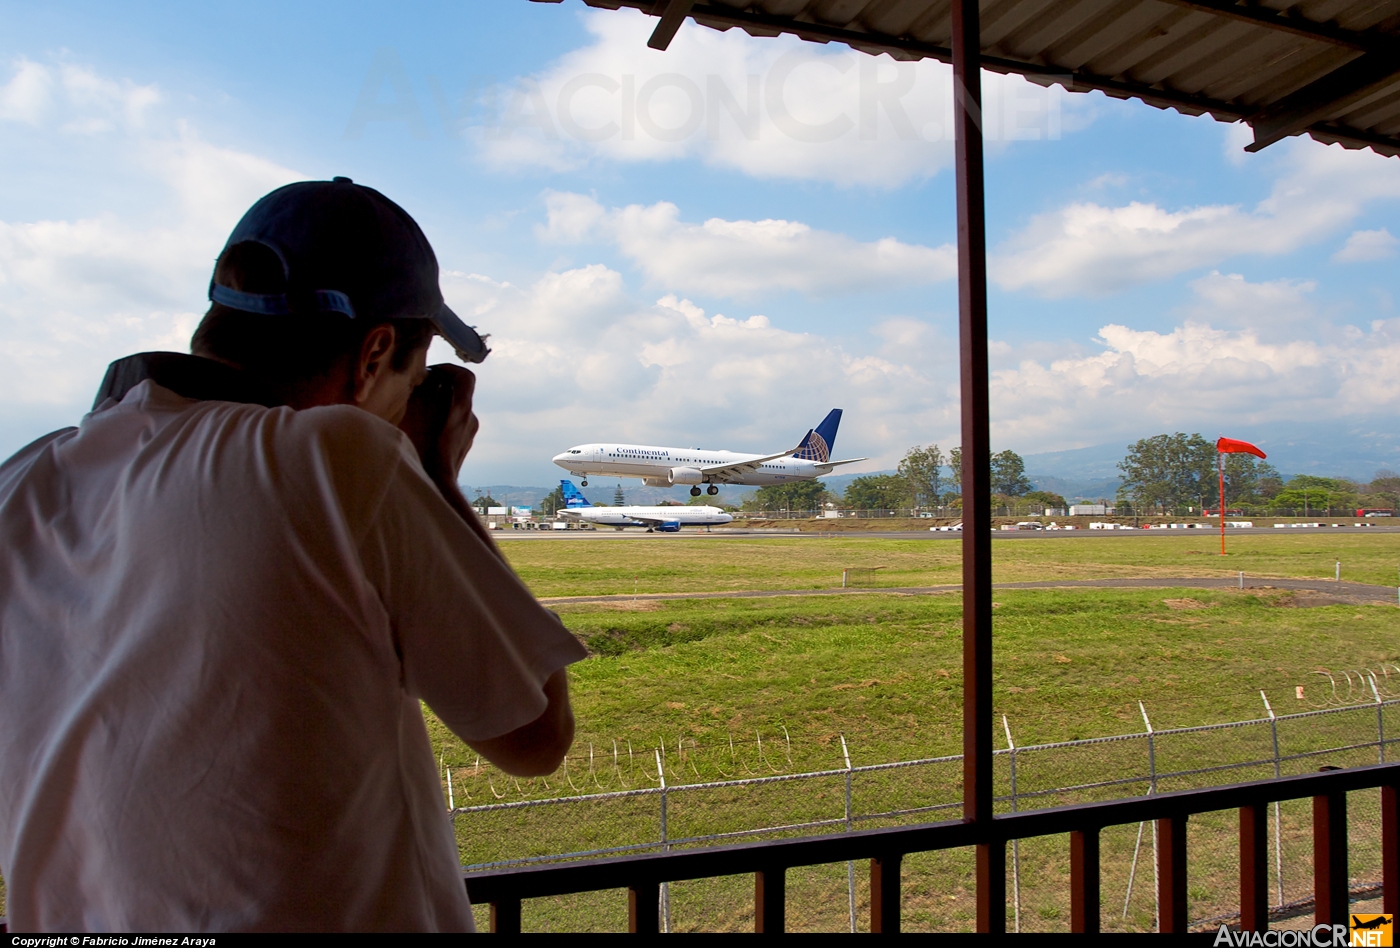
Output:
540 191 956 298
466 7 1088 188
0 58 53 124
993 139 1400 297
442 266 957 478
0 57 301 423
988 274 1400 449
1334 228 1398 263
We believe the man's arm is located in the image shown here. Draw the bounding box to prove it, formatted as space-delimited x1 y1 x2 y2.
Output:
398 362 578 777
466 668 575 777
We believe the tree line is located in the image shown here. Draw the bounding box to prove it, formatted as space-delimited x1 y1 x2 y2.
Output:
1116 432 1399 514
744 445 1064 512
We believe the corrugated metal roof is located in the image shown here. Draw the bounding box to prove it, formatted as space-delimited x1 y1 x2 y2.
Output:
554 0 1400 156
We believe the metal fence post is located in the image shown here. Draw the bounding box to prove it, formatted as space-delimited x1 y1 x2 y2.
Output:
1123 702 1154 922
1003 715 1021 933
1372 672 1383 761
657 749 671 932
1263 691 1284 906
842 734 856 933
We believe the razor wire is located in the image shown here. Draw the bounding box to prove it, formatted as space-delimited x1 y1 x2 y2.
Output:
449 695 1400 931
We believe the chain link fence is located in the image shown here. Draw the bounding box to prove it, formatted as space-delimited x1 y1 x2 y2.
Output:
451 691 1400 932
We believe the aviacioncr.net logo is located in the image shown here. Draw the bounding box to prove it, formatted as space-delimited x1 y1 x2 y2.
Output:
1214 924 1356 947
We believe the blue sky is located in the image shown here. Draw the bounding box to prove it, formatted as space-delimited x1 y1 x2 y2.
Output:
2 1 1398 485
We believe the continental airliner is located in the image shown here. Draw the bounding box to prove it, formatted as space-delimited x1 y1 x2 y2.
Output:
551 409 865 497
554 481 732 531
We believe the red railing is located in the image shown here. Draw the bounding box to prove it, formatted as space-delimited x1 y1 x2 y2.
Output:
464 762 1400 933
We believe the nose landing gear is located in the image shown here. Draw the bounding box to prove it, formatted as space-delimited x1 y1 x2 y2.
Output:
580 479 588 487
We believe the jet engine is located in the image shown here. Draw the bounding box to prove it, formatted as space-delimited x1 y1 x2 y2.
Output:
642 477 670 487
667 467 704 485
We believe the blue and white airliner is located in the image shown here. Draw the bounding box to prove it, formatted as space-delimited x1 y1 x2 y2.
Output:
552 409 865 497
555 481 733 531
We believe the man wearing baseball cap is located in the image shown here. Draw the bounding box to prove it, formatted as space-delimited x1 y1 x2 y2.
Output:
0 178 586 931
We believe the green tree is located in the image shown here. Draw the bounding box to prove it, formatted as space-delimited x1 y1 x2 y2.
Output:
613 483 626 506
1117 433 1215 512
473 492 500 514
1221 454 1280 507
948 446 962 493
752 480 827 512
842 474 910 510
990 450 1032 496
1267 475 1360 514
1021 489 1066 508
540 486 565 516
898 444 944 509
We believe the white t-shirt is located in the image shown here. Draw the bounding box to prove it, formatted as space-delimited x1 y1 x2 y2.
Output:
0 380 586 932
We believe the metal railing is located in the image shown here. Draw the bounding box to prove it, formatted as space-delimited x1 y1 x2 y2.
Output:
457 697 1400 932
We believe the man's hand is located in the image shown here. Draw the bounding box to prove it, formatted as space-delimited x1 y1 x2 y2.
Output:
467 669 575 777
399 363 479 482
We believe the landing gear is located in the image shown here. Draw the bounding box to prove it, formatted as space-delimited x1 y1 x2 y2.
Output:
689 486 701 497
706 485 719 496
580 479 588 487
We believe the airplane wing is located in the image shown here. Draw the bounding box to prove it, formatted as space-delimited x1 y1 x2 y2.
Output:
699 449 799 484
822 458 868 467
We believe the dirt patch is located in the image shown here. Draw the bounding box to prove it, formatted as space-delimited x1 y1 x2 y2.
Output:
1163 598 1212 610
590 600 663 612
1272 589 1354 609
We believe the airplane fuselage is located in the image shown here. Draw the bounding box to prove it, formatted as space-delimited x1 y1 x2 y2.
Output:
558 504 733 527
553 443 836 486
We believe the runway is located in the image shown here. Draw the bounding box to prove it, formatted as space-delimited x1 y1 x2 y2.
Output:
539 576 1400 607
499 525 1400 541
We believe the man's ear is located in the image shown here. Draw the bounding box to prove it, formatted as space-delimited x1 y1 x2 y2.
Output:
352 324 398 406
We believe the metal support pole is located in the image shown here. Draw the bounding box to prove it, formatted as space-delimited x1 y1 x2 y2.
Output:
755 866 786 933
1264 691 1284 906
490 899 522 934
1004 716 1021 932
657 749 671 932
976 842 1006 934
1240 803 1269 932
629 884 661 933
1070 827 1101 933
1383 784 1399 917
871 852 902 934
952 0 994 892
1156 816 1189 933
842 734 856 933
1313 787 1348 928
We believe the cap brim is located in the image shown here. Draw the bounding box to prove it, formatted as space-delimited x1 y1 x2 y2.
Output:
432 304 490 364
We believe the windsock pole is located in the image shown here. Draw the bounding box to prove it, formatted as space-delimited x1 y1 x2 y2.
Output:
1219 452 1227 555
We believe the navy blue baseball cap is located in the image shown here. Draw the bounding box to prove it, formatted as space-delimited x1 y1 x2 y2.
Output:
209 176 489 364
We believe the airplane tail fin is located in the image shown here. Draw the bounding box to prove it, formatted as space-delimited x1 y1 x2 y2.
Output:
560 480 592 508
792 409 842 462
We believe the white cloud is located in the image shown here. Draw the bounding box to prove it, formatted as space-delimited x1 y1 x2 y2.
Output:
0 59 53 124
0 57 302 418
442 267 958 479
470 8 1089 188
540 191 955 298
993 139 1400 297
987 275 1400 450
1333 228 1398 263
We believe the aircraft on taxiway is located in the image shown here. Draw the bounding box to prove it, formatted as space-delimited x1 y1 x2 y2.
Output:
554 480 733 532
551 409 865 497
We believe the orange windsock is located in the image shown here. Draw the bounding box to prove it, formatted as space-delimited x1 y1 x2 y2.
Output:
1217 437 1266 459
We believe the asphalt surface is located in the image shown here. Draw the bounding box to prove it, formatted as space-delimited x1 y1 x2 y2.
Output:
499 525 1400 541
539 576 1400 606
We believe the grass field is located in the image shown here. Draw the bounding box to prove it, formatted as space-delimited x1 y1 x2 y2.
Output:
498 532 1400 596
429 532 1400 932
4 533 1395 926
